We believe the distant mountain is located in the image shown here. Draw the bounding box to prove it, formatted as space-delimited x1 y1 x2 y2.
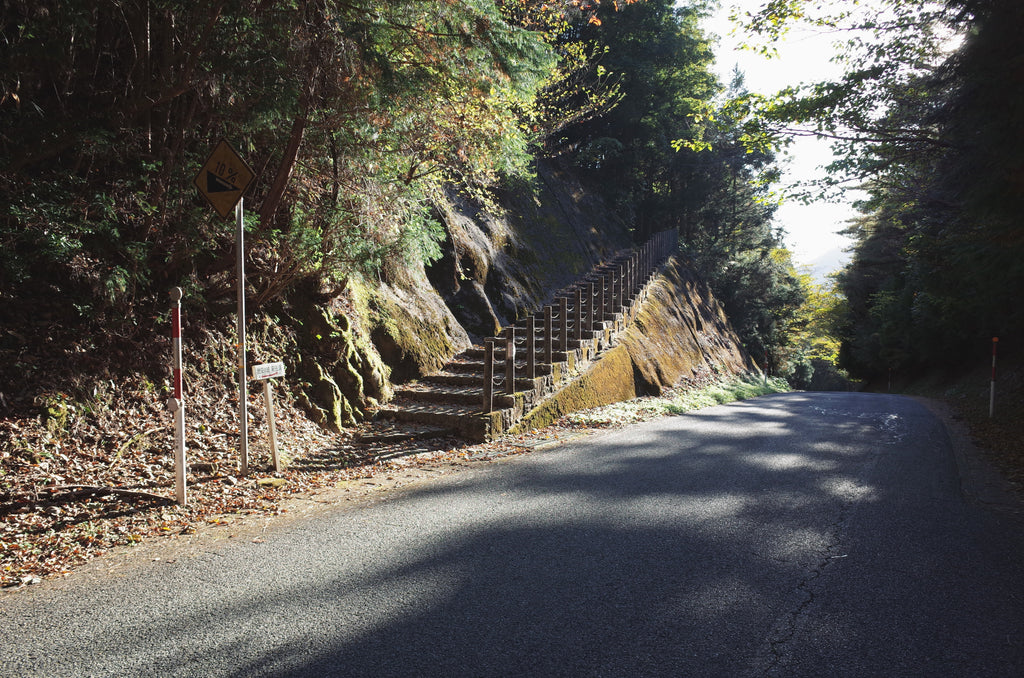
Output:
806 246 849 284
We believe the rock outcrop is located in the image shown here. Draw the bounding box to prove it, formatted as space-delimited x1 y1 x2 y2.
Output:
291 158 756 434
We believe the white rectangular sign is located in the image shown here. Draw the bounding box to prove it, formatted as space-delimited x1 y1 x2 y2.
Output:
252 361 285 380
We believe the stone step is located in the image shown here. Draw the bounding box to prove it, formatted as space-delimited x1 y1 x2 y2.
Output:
425 371 485 387
443 360 485 375
395 382 513 409
355 421 454 444
376 402 489 441
464 334 608 360
464 346 577 361
511 317 621 334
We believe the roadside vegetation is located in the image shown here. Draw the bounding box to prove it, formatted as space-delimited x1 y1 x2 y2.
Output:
562 374 791 428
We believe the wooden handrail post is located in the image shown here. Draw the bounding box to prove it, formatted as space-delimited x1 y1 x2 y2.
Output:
586 282 595 334
617 264 625 312
574 288 583 343
505 326 516 394
596 278 605 325
559 296 568 351
483 339 494 413
526 315 536 380
606 272 614 316
625 255 632 303
544 305 553 364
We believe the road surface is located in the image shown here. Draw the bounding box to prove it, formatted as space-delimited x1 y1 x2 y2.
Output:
2 392 1023 677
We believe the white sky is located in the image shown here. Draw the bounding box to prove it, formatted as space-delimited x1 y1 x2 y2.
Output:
701 0 857 274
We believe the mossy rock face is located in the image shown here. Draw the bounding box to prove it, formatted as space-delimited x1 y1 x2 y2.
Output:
624 260 754 394
518 344 639 431
450 280 501 338
309 363 355 432
368 266 471 384
428 159 632 336
284 292 390 431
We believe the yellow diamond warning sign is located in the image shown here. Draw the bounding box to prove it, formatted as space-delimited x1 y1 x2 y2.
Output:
194 139 254 219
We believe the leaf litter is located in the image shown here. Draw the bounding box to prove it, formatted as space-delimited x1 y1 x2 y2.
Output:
1 348 787 590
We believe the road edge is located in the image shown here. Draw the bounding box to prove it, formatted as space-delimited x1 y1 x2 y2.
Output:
912 396 1023 514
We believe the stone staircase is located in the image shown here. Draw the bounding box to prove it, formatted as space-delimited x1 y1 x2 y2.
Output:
375 229 679 442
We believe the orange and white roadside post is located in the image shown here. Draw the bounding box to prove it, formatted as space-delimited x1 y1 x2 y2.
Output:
168 287 187 506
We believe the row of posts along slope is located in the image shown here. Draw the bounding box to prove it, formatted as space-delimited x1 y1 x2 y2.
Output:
375 229 679 442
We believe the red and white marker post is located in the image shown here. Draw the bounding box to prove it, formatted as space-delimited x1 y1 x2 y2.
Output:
990 337 998 418
169 287 187 505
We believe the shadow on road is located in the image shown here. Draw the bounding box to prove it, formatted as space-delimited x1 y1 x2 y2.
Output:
11 393 1024 678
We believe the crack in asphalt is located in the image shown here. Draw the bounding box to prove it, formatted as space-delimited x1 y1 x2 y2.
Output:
752 512 849 678
747 406 890 678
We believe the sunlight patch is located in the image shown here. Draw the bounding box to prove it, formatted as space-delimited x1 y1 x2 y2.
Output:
818 476 878 502
743 452 836 471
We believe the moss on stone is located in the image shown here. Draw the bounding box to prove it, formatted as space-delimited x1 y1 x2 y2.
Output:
515 344 638 432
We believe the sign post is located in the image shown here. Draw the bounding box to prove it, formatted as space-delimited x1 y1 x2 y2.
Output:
194 139 255 475
236 198 248 475
169 287 187 506
253 362 286 472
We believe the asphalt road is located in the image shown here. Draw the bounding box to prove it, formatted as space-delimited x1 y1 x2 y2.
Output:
2 392 1023 677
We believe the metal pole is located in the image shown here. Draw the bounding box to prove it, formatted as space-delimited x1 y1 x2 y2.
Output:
236 198 248 475
169 287 186 506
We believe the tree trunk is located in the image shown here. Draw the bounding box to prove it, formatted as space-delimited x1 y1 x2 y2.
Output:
259 110 308 232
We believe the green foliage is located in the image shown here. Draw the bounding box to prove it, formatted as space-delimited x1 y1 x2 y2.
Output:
0 0 562 320
731 1 1024 379
0 0 814 387
530 0 807 369
551 0 720 233
723 0 965 200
